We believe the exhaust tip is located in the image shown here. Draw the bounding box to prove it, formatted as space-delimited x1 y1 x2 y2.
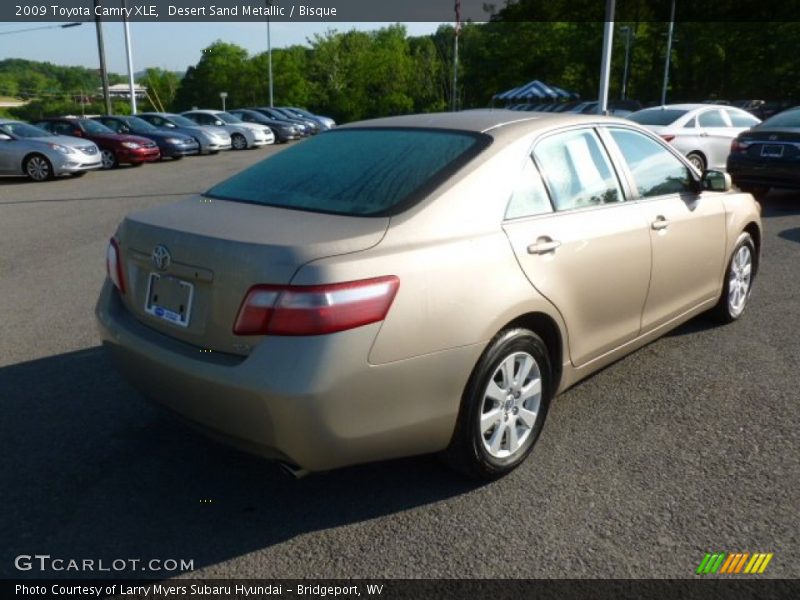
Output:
277 461 309 479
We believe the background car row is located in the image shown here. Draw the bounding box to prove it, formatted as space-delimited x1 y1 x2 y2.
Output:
0 106 335 182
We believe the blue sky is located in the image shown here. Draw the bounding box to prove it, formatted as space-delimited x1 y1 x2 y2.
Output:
0 21 442 74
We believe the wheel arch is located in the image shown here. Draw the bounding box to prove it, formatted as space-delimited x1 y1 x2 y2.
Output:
497 311 564 396
21 151 49 172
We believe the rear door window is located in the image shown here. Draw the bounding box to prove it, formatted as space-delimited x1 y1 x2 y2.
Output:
533 129 623 211
697 110 727 128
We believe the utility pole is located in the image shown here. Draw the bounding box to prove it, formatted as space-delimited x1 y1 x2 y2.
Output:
94 0 112 115
661 0 676 106
122 0 137 114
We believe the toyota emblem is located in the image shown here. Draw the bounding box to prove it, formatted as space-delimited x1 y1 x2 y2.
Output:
152 245 171 271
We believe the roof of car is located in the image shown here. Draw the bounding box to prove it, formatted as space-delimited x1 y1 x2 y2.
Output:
640 103 746 112
338 109 632 138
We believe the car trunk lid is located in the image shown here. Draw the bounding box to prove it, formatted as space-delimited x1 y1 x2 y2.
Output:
115 195 389 355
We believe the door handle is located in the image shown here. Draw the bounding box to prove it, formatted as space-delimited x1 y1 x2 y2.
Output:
651 216 670 230
527 238 562 255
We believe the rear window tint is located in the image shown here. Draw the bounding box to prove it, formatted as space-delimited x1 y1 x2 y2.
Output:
628 109 689 126
206 128 488 216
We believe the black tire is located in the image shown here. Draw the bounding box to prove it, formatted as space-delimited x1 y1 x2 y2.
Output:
710 232 756 323
738 184 770 199
686 152 706 173
100 148 118 169
443 328 553 480
24 154 54 182
231 133 248 150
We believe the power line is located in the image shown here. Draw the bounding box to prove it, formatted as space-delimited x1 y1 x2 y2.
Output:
0 23 82 36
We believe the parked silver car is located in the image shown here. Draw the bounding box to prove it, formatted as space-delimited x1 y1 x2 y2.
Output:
136 113 232 155
628 104 761 172
0 119 102 181
181 110 274 149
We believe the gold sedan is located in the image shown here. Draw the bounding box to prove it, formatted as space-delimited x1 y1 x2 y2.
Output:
96 110 761 479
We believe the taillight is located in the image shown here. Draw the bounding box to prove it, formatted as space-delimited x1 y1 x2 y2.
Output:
233 276 400 336
731 139 750 153
660 134 676 142
106 238 126 294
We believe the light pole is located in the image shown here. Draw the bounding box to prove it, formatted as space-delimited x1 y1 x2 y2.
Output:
661 0 676 106
265 0 274 107
122 0 137 114
620 25 632 101
220 92 228 111
597 0 615 115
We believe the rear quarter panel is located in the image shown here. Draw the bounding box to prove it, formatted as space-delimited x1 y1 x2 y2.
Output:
291 135 569 366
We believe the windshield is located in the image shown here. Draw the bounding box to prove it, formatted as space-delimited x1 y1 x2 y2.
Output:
168 114 199 127
217 112 242 124
125 116 157 131
81 119 115 135
207 128 489 216
628 108 690 126
760 108 800 128
0 121 53 138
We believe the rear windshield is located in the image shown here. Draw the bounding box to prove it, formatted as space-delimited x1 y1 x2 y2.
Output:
760 108 800 128
206 128 488 216
628 108 689 126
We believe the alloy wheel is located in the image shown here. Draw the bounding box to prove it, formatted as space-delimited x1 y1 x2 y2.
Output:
728 244 752 317
26 156 51 181
480 351 542 459
101 149 117 169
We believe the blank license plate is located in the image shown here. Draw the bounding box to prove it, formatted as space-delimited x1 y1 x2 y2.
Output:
761 144 784 158
145 273 194 327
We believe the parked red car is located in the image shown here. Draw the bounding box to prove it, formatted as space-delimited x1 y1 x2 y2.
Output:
33 117 160 169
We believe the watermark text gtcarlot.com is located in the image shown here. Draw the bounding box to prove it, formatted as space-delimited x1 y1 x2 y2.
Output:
14 554 194 573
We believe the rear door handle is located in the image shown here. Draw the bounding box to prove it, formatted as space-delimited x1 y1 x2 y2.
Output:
651 216 670 230
527 238 562 255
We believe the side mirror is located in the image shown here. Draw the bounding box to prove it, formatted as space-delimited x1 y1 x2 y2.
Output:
702 170 732 192
165 123 176 128
72 129 84 137
0 133 11 141
214 120 224 126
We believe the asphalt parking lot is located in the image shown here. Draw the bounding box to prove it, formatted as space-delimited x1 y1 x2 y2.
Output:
1 147 798 579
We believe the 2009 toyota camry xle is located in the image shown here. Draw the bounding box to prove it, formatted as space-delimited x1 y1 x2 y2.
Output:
96 110 761 479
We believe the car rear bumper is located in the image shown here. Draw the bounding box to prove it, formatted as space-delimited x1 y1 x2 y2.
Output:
727 155 800 189
95 282 475 471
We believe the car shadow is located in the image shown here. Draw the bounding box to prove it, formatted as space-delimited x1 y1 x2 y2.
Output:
759 189 800 217
778 227 800 244
0 347 480 579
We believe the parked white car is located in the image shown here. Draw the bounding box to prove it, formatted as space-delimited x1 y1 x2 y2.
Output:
181 110 274 149
627 104 761 172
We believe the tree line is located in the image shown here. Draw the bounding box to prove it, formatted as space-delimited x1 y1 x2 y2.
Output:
3 20 800 123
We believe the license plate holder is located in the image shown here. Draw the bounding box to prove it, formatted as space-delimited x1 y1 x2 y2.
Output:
144 273 194 328
761 144 784 158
